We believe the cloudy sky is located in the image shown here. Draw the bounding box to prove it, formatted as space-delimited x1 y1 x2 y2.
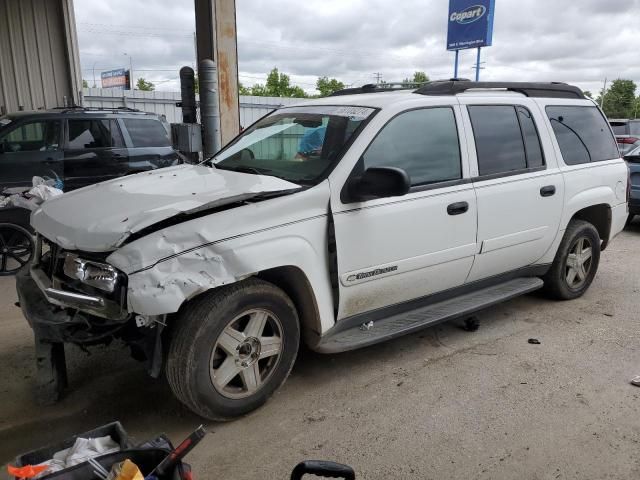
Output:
74 0 640 95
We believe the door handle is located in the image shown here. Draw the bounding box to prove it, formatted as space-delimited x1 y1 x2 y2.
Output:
40 158 57 165
447 201 469 215
540 185 556 197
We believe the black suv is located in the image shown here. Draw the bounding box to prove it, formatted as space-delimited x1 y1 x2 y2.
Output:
0 107 181 191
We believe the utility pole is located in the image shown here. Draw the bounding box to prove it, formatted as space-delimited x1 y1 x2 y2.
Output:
600 77 607 109
373 72 383 84
194 0 240 148
123 53 134 90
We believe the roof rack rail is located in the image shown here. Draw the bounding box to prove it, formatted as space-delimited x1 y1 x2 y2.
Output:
52 106 143 114
329 81 432 97
414 80 586 99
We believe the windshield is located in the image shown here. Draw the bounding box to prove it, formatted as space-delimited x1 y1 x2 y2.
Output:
211 105 376 184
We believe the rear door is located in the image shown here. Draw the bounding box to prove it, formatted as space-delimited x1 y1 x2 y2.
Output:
120 117 178 172
63 118 128 190
460 100 564 282
331 105 478 319
0 119 63 189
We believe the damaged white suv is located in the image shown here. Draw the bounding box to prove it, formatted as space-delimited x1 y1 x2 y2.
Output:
17 81 629 420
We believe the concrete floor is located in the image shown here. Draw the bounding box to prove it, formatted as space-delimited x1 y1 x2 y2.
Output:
1 227 640 480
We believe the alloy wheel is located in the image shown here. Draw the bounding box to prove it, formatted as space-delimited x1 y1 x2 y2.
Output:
0 224 34 276
210 309 284 399
565 236 593 290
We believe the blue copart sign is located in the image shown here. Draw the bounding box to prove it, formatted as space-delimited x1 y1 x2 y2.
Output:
447 0 495 51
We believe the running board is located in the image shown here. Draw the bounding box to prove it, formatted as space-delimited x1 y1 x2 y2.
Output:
316 277 544 354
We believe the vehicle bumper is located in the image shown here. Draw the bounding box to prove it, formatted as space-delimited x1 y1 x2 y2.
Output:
16 265 129 343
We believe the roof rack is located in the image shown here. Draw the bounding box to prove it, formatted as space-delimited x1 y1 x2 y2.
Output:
414 80 586 99
329 81 432 96
52 106 144 114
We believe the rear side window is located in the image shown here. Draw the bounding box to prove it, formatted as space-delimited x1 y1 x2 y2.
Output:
546 106 619 165
468 105 527 176
123 118 171 148
0 120 61 152
362 107 461 186
67 119 121 149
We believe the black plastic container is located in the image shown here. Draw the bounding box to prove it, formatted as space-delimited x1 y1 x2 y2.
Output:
12 422 131 479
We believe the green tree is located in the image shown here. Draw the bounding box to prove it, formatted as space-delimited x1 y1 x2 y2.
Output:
316 76 345 97
402 71 429 87
243 68 308 98
135 77 155 91
599 79 636 118
82 79 89 88
583 90 593 99
238 82 251 95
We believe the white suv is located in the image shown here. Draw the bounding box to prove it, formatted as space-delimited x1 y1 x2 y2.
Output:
17 81 629 420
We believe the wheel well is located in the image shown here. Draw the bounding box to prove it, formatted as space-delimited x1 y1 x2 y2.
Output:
256 266 322 342
571 204 611 250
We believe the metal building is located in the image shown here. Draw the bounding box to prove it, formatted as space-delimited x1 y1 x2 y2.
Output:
0 0 82 114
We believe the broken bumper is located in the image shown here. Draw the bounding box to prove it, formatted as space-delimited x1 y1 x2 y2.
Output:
16 265 130 344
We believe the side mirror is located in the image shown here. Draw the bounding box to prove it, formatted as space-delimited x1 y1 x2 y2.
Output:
349 166 411 201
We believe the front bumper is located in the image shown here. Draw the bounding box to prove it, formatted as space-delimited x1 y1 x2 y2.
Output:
16 265 131 343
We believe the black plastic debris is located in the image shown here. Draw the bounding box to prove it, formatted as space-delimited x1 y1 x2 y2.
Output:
462 317 480 332
528 338 541 345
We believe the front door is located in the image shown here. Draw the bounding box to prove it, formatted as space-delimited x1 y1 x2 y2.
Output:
0 119 63 190
460 102 564 282
63 118 128 191
331 105 478 320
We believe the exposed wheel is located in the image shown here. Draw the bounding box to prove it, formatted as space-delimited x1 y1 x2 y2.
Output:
166 278 300 420
543 220 600 300
0 223 34 276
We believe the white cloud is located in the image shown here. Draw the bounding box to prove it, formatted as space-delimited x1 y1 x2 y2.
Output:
74 0 640 95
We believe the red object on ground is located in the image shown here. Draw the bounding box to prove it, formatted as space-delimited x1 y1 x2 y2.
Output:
7 464 48 479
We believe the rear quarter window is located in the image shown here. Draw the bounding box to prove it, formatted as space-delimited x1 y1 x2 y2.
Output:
546 106 619 165
122 118 171 148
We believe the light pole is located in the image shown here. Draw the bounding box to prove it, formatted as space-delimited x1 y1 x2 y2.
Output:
123 53 134 90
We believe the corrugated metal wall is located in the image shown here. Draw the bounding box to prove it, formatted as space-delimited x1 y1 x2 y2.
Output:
0 0 82 114
83 88 311 128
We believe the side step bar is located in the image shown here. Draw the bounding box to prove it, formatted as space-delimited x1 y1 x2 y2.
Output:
315 277 544 354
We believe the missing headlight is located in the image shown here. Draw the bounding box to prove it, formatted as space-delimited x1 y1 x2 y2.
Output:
63 253 119 293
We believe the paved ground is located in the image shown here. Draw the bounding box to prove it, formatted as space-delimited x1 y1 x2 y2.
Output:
1 226 640 480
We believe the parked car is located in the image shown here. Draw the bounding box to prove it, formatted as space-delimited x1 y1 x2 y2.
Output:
609 118 640 155
0 107 181 192
624 144 640 224
16 81 628 420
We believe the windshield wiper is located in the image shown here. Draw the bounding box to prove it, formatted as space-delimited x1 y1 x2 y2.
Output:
214 164 265 175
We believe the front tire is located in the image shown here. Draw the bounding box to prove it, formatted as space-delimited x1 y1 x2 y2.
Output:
543 220 601 300
166 278 300 421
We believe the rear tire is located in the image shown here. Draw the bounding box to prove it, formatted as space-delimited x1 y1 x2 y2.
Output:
543 220 600 300
166 278 300 421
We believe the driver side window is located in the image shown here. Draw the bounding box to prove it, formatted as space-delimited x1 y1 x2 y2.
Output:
0 120 61 153
362 107 462 186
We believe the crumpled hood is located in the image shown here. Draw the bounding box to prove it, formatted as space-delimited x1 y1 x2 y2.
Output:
31 164 299 251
